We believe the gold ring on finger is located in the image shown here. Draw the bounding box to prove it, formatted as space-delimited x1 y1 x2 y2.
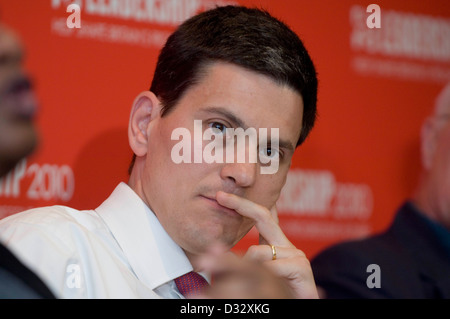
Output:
271 245 277 260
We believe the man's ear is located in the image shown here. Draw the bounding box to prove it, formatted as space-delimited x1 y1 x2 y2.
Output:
128 91 161 157
420 117 437 171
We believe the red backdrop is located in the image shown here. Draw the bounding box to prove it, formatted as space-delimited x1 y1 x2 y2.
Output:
0 0 449 258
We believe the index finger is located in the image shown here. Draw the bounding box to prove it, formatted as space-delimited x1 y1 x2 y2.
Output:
216 191 292 247
259 205 278 246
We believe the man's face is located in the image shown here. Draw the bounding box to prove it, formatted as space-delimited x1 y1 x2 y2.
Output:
140 62 303 256
0 24 38 177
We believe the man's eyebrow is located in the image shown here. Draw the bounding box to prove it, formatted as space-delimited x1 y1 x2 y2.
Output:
199 106 248 129
199 106 295 152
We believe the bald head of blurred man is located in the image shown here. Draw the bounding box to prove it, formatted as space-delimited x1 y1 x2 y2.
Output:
0 23 38 177
414 83 450 230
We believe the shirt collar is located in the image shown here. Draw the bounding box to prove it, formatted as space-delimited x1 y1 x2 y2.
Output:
94 182 193 290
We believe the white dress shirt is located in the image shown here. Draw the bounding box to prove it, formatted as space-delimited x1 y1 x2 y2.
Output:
0 182 198 298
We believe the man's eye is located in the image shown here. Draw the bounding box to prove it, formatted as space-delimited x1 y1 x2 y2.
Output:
209 122 227 133
260 147 279 159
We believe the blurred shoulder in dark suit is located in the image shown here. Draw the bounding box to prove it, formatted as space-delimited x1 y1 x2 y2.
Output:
312 84 450 299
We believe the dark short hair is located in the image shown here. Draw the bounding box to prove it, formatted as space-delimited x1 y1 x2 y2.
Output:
129 5 318 173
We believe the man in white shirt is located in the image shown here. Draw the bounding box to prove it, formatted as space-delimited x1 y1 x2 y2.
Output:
0 6 319 298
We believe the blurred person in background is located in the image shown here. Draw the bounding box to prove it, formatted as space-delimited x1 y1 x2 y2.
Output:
0 23 37 177
0 22 54 298
312 83 450 298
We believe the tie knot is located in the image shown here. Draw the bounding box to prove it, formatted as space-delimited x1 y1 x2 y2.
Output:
174 271 208 297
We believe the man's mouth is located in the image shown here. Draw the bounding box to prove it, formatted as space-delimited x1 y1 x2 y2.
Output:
2 75 38 120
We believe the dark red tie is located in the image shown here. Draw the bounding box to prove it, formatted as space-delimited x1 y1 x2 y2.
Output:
174 271 209 297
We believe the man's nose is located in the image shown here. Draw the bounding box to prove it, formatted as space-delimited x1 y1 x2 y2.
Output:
220 160 257 188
